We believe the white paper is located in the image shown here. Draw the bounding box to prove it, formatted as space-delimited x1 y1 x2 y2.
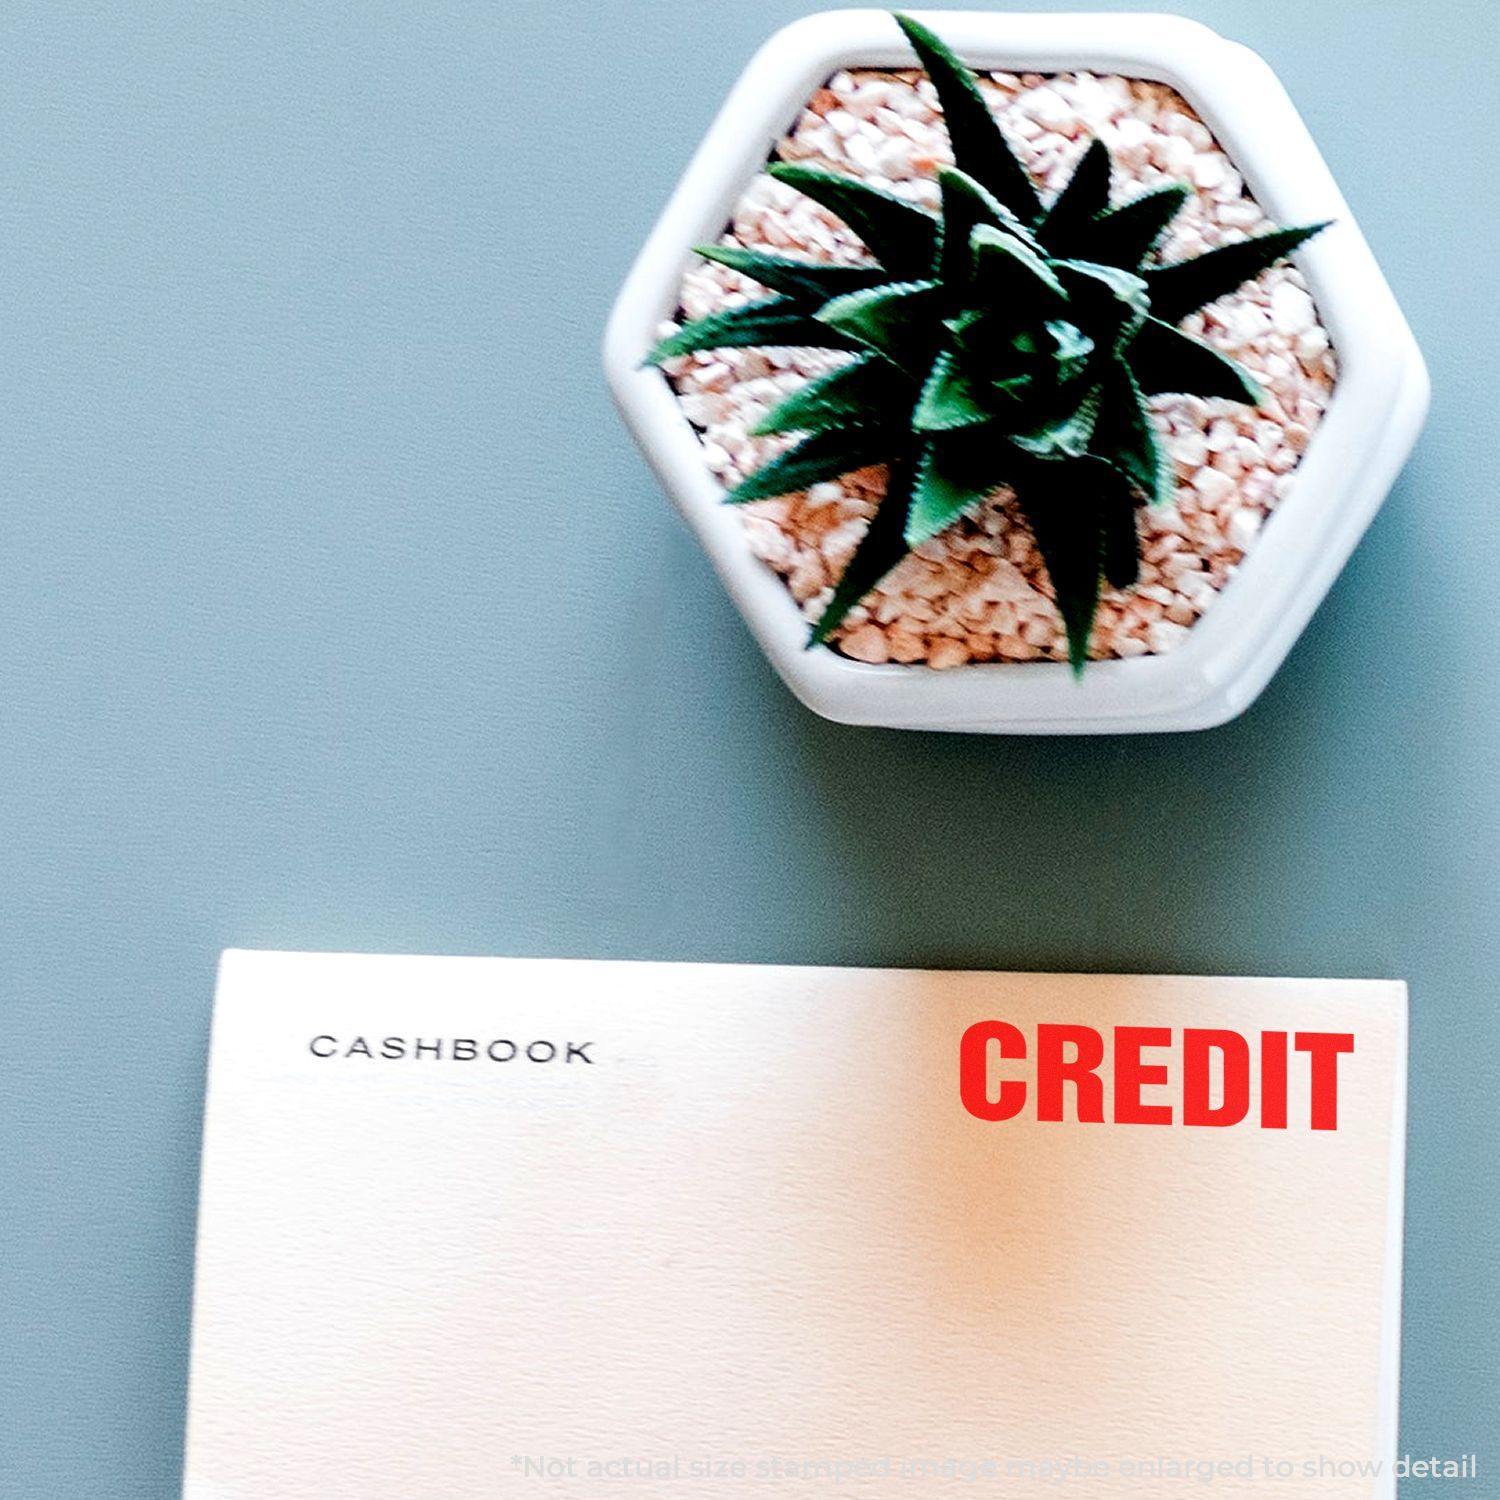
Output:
184 952 1406 1498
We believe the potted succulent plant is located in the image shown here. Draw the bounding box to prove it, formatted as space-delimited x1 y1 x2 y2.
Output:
605 10 1428 733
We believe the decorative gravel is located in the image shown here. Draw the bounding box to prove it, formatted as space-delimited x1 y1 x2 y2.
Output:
658 68 1338 666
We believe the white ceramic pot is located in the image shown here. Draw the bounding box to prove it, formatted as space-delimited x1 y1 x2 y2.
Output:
604 9 1429 734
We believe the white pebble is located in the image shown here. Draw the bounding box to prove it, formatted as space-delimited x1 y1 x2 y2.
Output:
841 624 891 663
1147 620 1191 653
1191 153 1228 191
845 81 890 119
1177 572 1217 606
1270 282 1316 336
928 637 972 669
1225 509 1263 552
1027 86 1074 129
1173 433 1208 470
844 132 880 172
1192 467 1236 509
1205 419 1237 453
1297 326 1330 361
874 134 914 176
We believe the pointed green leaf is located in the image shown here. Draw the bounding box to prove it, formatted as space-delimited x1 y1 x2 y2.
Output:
1056 259 1150 354
816 279 941 368
1146 221 1331 322
1126 317 1264 404
971 223 1066 302
1035 138 1113 255
943 305 989 356
752 355 914 436
1016 467 1103 673
1045 319 1096 383
906 438 997 546
935 167 1039 287
1056 259 1149 314
1092 367 1169 504
1015 454 1145 668
809 455 919 644
991 369 1036 398
1081 183 1190 269
724 426 893 504
768 162 940 279
1097 466 1142 590
913 349 994 432
693 244 889 303
1011 384 1103 461
645 296 859 364
893 13 1043 222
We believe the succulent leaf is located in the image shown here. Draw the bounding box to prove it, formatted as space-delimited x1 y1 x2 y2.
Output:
935 167 1037 290
767 162 939 278
1045 319 1096 382
1146 221 1331 322
1016 457 1144 668
1018 474 1103 673
1127 317 1264 404
907 438 997 546
1012 384 1104 461
1097 468 1143 590
808 456 917 643
971 223 1067 303
693 243 889 302
1093 368 1168 504
723 426 893 504
893 13 1043 223
1055 260 1150 353
1084 183 1191 269
752 355 912 437
913 349 995 432
647 296 858 363
816 279 943 368
1035 139 1114 256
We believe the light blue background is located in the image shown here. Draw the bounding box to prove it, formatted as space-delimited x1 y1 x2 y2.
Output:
1 2 1495 1494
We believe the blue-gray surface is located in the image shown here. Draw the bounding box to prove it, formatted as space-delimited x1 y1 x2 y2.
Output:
0 2 1495 1495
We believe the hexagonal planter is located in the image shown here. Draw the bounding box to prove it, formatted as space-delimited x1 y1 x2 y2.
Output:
604 9 1428 734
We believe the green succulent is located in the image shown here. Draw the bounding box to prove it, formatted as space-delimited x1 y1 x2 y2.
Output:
648 12 1329 670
